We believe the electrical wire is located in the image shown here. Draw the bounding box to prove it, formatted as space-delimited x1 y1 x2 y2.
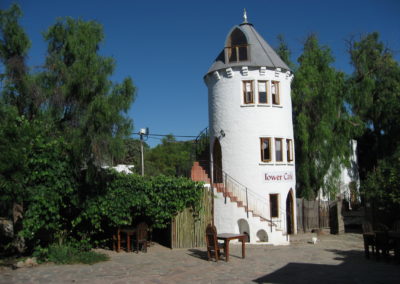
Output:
132 133 197 138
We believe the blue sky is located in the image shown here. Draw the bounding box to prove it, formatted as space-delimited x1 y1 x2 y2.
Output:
2 0 400 147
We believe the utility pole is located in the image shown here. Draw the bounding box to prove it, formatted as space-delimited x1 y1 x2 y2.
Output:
139 128 149 176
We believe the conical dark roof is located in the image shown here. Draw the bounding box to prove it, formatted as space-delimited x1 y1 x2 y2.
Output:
207 23 290 75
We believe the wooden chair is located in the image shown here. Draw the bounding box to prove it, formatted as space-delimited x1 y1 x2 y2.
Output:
113 227 126 252
362 221 375 259
205 224 224 262
374 223 394 260
133 222 148 253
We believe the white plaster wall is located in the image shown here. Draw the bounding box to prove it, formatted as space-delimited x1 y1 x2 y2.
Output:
318 140 360 203
205 67 297 232
213 190 289 245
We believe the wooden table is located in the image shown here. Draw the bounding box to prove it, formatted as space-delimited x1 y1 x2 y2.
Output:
217 233 246 262
116 228 136 252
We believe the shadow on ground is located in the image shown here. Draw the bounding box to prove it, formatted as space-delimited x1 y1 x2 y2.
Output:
187 249 209 261
253 249 400 284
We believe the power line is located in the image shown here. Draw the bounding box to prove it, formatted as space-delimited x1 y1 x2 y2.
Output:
133 132 197 138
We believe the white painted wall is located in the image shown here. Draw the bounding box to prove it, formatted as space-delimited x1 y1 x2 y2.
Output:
318 140 360 204
205 66 297 241
213 189 289 245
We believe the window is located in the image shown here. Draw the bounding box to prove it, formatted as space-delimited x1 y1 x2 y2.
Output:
243 81 254 104
260 138 272 162
275 138 283 162
269 194 279 218
271 81 280 105
286 139 294 162
228 45 248 62
226 28 248 63
258 81 268 104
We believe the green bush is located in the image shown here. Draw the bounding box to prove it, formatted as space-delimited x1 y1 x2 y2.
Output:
76 172 204 246
34 244 109 265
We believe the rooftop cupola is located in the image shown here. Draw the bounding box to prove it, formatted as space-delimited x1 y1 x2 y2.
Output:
206 10 290 75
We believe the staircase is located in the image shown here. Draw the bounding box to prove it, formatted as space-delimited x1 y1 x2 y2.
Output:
191 128 288 244
191 161 287 237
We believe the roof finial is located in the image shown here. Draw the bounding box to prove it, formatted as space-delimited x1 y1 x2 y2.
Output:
243 8 248 23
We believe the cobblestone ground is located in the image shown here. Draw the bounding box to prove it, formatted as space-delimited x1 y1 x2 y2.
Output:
1 233 399 283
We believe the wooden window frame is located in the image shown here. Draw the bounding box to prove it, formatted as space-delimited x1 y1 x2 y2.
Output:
260 137 272 162
269 194 280 218
243 80 254 104
271 81 280 105
286 139 294 162
257 80 268 104
275 138 283 162
227 44 248 63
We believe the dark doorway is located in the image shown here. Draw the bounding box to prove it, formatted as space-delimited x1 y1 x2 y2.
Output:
286 189 294 234
213 139 223 183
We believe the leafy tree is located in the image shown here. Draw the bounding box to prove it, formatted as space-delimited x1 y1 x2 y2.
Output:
347 32 400 180
0 4 138 251
114 138 150 174
275 34 295 70
21 137 77 247
146 135 194 177
78 172 204 246
347 33 400 217
42 17 136 171
292 34 352 199
0 4 40 119
363 149 400 222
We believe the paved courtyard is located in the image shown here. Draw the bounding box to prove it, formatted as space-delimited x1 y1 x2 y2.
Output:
1 233 399 283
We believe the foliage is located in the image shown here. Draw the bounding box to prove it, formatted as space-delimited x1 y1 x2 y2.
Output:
0 106 35 203
275 34 295 70
291 34 353 199
143 175 204 227
42 17 136 170
0 4 137 252
346 32 400 180
0 4 37 119
78 172 204 245
114 138 149 174
34 243 109 264
346 32 400 215
20 137 77 247
362 149 400 222
145 135 194 177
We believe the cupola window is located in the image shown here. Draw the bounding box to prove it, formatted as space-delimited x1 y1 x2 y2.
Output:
226 28 248 63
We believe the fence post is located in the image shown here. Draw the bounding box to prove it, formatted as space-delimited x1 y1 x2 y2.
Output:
302 199 306 233
245 187 249 218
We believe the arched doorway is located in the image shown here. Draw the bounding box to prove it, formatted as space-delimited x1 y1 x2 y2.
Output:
213 139 222 183
286 189 295 234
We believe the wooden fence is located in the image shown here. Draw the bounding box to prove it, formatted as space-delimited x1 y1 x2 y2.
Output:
296 198 331 232
171 187 212 248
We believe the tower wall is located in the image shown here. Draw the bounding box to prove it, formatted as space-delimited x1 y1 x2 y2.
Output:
205 66 296 225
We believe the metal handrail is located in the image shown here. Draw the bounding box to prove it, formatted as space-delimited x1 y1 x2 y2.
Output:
213 164 280 230
194 127 209 158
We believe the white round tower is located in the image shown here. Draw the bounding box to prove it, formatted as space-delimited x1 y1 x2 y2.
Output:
204 14 297 244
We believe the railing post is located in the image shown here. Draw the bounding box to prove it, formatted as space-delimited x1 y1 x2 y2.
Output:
224 172 227 204
245 187 249 219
